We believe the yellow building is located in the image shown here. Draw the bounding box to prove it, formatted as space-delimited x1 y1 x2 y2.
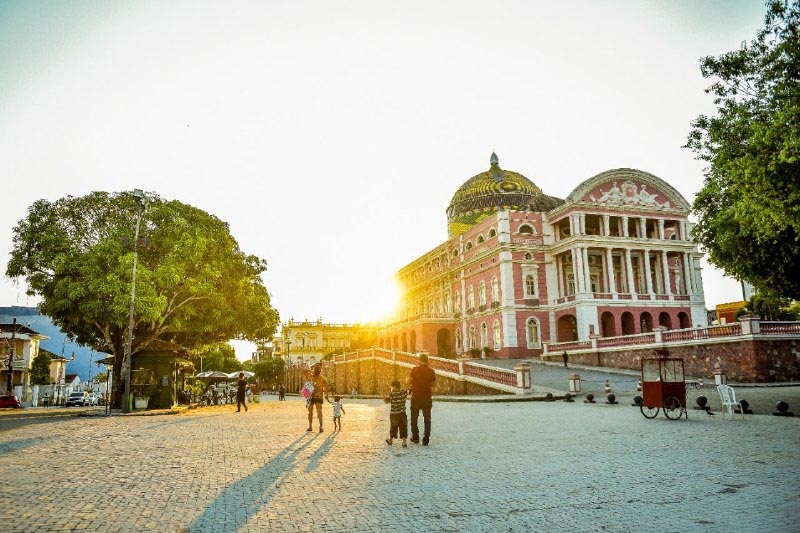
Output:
272 319 376 365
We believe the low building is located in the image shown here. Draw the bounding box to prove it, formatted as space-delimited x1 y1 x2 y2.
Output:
273 319 377 365
1 322 49 404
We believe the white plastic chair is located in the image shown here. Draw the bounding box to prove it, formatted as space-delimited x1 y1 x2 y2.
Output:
716 384 745 420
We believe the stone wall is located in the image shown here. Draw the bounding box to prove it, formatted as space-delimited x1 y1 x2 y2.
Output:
560 338 800 382
325 358 505 396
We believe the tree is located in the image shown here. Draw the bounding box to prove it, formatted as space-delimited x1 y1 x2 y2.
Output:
29 350 53 386
737 287 800 320
196 343 242 374
253 357 285 388
7 191 280 407
686 0 800 299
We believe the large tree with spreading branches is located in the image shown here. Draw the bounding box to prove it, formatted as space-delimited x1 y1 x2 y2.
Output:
7 191 280 407
686 0 800 299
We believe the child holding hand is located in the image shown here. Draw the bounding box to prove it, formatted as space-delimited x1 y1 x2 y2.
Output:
329 395 346 431
384 380 408 448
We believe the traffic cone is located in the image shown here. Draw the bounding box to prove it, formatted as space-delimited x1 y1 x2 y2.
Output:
636 380 642 392
698 378 704 389
604 380 612 394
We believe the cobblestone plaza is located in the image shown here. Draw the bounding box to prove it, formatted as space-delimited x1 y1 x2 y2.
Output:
1 396 798 532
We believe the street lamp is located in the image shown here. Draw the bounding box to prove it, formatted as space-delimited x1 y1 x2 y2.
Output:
122 189 147 413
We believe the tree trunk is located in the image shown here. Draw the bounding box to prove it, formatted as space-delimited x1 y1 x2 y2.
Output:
111 341 124 409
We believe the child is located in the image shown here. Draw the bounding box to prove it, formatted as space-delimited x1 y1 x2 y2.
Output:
384 380 408 448
329 395 346 431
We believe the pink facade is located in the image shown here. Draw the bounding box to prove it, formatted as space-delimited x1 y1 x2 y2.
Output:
378 157 707 359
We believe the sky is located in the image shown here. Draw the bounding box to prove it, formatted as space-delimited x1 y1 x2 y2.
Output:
0 1 766 360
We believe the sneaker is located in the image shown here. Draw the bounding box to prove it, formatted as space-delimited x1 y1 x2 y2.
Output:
385 439 392 445
422 439 429 446
402 442 407 448
319 427 323 433
410 438 419 444
306 427 312 432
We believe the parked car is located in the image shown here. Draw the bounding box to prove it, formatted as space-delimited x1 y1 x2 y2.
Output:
65 392 88 407
0 395 21 408
86 393 99 406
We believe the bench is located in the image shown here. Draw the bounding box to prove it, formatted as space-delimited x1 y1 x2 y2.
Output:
716 384 745 420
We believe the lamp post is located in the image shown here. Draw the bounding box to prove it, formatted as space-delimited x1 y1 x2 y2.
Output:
122 189 147 413
5 318 16 395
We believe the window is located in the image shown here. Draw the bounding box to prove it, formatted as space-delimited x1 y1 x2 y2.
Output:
477 235 485 244
480 323 488 348
491 276 499 303
519 224 534 235
453 249 459 257
489 228 496 238
479 280 486 306
525 274 536 297
524 252 533 260
469 326 477 349
493 320 502 350
467 285 475 310
466 241 473 250
526 318 541 348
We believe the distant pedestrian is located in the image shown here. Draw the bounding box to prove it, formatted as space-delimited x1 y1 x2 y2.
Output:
409 353 436 446
278 384 285 401
302 364 328 432
236 372 248 412
43 392 49 408
384 380 408 447
562 351 569 368
329 395 346 431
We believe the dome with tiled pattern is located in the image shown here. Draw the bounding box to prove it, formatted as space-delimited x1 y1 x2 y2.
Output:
446 153 562 237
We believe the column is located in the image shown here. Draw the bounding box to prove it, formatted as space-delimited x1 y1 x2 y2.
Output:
605 247 617 294
661 250 672 295
582 246 591 294
658 219 665 240
557 255 565 298
603 214 610 236
683 252 695 294
572 247 584 293
622 216 629 237
569 214 575 235
625 248 635 297
679 220 687 241
579 213 586 235
643 249 654 295
640 217 647 239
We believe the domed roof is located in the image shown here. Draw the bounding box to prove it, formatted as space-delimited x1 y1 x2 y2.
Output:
446 153 563 237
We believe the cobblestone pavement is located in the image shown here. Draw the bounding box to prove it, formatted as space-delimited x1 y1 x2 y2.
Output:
1 395 798 532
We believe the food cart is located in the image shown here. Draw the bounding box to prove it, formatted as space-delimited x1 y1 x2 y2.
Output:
639 350 687 420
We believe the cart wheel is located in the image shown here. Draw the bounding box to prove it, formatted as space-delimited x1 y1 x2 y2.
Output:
663 396 684 420
640 404 659 419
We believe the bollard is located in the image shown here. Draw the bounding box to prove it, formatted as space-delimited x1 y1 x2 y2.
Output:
584 393 595 404
632 395 643 406
605 393 618 405
568 373 581 393
545 392 555 402
563 393 574 403
693 395 714 415
773 401 795 417
736 399 754 415
604 380 612 394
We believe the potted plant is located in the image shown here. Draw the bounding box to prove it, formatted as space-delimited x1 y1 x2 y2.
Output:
131 368 156 409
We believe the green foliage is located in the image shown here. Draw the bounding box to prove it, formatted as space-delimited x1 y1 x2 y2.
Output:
253 357 285 387
686 1 800 299
195 343 242 373
7 191 279 406
29 350 53 386
745 288 800 320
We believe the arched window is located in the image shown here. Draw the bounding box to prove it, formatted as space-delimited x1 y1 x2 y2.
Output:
526 318 541 348
466 241 473 250
453 249 459 257
467 285 475 310
489 228 496 238
491 276 499 303
525 274 536 297
524 252 533 260
480 322 488 348
493 320 502 350
468 325 477 349
519 224 534 235
479 280 486 306
477 235 485 244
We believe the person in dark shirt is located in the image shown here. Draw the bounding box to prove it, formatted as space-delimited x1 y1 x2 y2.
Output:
384 380 408 447
236 372 248 412
408 353 436 445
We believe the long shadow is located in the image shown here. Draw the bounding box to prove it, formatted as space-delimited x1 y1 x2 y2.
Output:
0 436 48 455
305 432 336 472
188 432 325 531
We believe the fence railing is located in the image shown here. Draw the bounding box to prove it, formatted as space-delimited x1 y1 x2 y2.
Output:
463 362 517 386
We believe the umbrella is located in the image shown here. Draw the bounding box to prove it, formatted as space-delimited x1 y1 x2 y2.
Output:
196 370 229 380
227 370 255 379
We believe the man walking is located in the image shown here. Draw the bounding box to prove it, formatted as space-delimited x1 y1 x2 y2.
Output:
236 372 248 412
409 353 436 446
